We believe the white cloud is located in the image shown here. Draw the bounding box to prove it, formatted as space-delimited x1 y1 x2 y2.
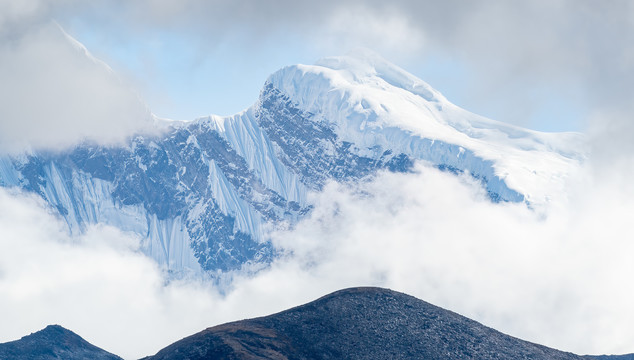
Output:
0 21 153 153
0 0 56 32
248 162 634 356
0 185 360 359
0 188 213 359
2 159 634 358
317 5 425 62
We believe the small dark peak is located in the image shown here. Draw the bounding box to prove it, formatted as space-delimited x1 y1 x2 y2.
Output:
24 324 88 350
36 324 73 337
40 324 64 332
310 285 403 299
0 324 122 360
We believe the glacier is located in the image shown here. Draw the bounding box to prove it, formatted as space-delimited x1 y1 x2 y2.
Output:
0 51 584 276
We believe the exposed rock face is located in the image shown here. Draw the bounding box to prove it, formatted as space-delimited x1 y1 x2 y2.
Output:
0 325 121 360
144 287 592 360
3 291 631 359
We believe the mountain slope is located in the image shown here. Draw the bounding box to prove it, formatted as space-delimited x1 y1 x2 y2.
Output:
0 325 121 360
144 287 600 360
3 291 629 360
0 51 584 275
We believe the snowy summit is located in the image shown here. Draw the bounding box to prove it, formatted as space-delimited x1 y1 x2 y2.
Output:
0 50 583 276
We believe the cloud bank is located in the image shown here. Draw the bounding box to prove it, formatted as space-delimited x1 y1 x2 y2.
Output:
264 164 634 355
0 188 216 359
2 157 634 358
0 18 153 153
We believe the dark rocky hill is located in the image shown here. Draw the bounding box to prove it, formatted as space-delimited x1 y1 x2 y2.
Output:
144 287 617 360
3 290 632 359
0 324 121 360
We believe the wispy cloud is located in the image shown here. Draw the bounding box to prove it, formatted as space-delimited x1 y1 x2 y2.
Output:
0 8 153 152
49 0 634 130
8 1 633 131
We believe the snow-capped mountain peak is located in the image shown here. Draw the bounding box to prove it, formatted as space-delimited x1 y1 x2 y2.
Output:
267 52 583 206
0 52 583 276
315 49 446 102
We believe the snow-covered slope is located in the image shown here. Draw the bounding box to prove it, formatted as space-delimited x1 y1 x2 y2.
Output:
0 51 584 275
269 50 583 205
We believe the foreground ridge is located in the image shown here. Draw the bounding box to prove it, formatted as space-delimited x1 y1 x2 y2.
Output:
3 289 630 359
143 287 623 360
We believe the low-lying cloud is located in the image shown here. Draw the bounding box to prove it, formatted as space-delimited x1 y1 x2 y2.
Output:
2 157 634 358
262 164 634 355
0 188 216 359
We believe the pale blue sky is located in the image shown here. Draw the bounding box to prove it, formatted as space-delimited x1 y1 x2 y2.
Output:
66 24 583 132
66 22 316 119
50 1 632 133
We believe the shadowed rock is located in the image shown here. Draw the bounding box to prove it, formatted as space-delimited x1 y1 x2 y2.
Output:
0 325 121 360
145 287 624 360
